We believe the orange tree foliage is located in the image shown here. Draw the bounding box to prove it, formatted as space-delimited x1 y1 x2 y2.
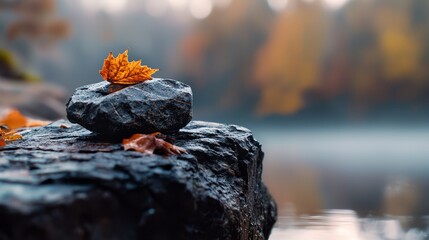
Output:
252 0 429 116
99 50 158 85
254 1 328 115
377 10 422 81
330 0 429 109
176 0 272 113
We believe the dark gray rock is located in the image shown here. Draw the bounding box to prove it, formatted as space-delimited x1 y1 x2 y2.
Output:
66 78 193 136
0 120 277 240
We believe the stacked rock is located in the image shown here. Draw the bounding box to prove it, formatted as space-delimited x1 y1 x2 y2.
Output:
66 78 193 137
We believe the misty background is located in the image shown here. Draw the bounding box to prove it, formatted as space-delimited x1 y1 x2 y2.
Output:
3 0 429 124
2 0 429 239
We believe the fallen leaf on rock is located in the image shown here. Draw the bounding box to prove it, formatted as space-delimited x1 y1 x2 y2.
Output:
123 132 186 156
0 108 49 147
0 109 26 130
99 49 159 85
0 108 51 130
0 128 22 147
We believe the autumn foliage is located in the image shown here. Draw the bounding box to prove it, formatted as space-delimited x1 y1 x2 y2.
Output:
0 127 22 147
0 108 51 147
123 133 186 156
0 109 51 130
176 0 429 117
99 50 158 85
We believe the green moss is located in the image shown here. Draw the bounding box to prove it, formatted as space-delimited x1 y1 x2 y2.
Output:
0 49 41 82
0 49 17 70
22 72 41 83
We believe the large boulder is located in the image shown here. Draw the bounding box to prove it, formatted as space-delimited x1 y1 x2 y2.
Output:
66 78 193 136
0 120 277 240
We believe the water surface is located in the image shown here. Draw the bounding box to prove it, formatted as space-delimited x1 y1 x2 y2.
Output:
253 125 429 239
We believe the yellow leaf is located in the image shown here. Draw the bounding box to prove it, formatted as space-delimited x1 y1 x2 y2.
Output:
0 128 22 147
4 132 22 141
99 50 159 85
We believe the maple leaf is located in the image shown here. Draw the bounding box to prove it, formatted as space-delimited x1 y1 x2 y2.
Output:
99 50 159 85
123 132 186 156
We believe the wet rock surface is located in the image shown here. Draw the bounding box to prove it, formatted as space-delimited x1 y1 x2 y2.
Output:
0 120 277 240
66 78 193 136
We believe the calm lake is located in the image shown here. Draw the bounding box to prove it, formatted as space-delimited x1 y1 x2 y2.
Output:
253 125 429 239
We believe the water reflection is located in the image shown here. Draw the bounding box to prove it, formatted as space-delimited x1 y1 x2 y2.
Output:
255 126 429 239
270 210 429 240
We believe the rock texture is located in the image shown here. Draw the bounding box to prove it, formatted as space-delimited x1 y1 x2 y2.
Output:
66 79 193 136
0 120 277 240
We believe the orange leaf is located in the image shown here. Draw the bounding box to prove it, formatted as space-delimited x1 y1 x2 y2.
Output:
123 133 186 156
4 132 23 141
0 108 48 147
0 109 26 130
0 108 51 131
99 50 159 85
0 128 22 147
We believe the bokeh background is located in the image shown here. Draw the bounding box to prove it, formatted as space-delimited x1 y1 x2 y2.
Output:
2 0 429 239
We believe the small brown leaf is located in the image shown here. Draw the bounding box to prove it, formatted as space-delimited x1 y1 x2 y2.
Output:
99 50 159 85
123 132 186 156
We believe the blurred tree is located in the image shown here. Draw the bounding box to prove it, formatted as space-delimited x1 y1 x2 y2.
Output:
318 0 429 117
254 0 328 115
253 0 429 118
375 0 428 101
0 0 70 44
177 0 272 119
2 0 428 120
